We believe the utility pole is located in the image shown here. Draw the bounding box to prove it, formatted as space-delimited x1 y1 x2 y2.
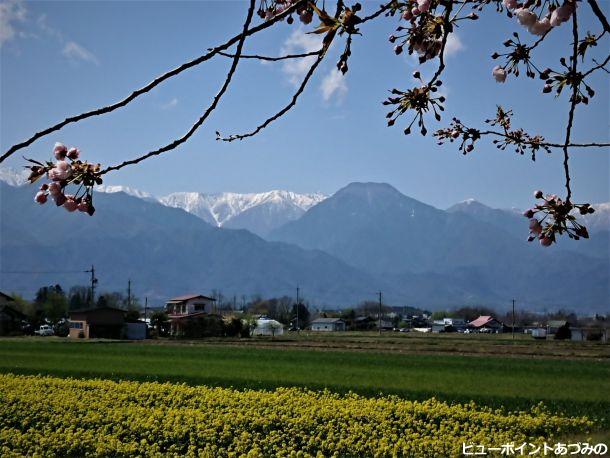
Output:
127 279 132 309
512 298 516 340
378 291 383 335
144 297 148 322
86 265 97 306
296 286 300 331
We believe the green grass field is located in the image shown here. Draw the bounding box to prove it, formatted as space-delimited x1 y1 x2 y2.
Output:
1 338 609 428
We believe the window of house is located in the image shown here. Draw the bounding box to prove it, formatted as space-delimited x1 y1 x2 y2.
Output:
69 322 83 329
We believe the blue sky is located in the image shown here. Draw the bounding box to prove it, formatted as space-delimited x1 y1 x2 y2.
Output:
1 0 608 209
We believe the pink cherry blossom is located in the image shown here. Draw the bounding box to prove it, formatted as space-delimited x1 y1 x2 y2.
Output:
299 10 312 24
67 147 80 160
492 66 507 83
417 0 430 13
401 10 413 20
77 202 89 213
528 18 552 36
529 219 542 234
515 8 537 27
534 190 544 199
411 7 420 16
34 191 48 204
53 142 67 160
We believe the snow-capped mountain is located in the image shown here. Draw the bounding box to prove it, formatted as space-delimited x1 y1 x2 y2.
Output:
159 190 326 236
0 167 29 187
95 185 156 201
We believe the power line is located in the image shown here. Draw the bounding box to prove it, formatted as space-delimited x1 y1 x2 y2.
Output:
1 270 90 274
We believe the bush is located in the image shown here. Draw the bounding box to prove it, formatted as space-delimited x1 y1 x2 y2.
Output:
54 322 70 338
554 324 572 340
224 317 245 337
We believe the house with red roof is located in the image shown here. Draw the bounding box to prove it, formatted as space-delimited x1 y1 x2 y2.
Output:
468 315 504 333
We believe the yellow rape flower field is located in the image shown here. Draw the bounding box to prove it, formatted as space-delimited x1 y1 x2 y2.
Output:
0 374 592 457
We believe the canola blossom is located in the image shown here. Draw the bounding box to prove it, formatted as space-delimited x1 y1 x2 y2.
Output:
0 374 592 457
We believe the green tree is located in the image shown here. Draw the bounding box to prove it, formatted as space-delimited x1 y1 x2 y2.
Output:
43 291 68 324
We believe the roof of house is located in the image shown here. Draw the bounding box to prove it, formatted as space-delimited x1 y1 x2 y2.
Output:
69 306 126 315
0 304 27 319
312 317 344 324
469 315 502 327
0 291 15 303
547 320 569 327
166 294 216 303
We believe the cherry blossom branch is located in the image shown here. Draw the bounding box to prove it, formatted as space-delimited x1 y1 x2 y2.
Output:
562 8 580 202
429 1 454 86
472 130 609 149
587 0 610 34
99 0 257 174
0 1 302 164
359 2 391 24
217 48 325 142
216 50 321 61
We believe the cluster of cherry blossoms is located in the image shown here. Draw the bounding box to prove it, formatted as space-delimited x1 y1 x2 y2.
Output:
388 0 477 63
257 0 313 24
524 190 594 246
26 143 101 216
492 1 576 83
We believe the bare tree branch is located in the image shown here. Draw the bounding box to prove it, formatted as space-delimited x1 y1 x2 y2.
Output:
216 50 321 61
218 48 326 142
0 1 302 164
100 0 257 174
587 0 610 34
563 8 580 202
360 2 391 24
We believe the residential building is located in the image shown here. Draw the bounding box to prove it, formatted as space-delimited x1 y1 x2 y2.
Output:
165 294 217 336
311 317 346 332
69 306 125 339
468 315 504 332
0 292 26 336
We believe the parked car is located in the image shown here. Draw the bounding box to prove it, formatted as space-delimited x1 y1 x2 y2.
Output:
34 325 54 336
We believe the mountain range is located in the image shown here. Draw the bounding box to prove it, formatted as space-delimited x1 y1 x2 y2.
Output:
0 168 608 311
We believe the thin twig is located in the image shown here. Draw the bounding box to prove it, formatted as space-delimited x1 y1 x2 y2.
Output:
360 2 391 24
477 130 609 149
218 49 326 142
0 1 302 164
430 2 454 86
100 0 256 174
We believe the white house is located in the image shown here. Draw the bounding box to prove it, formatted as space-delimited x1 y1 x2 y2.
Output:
165 294 216 316
311 317 346 332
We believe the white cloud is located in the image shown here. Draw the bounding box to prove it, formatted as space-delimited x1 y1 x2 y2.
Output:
62 41 100 65
444 33 464 57
320 69 347 102
161 97 178 110
281 29 322 87
0 0 27 46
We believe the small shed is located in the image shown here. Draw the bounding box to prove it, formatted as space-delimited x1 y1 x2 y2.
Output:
69 306 125 339
311 317 346 332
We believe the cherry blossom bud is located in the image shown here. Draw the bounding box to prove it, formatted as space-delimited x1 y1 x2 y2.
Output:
67 147 80 160
299 10 313 24
34 191 48 204
465 144 474 153
492 66 507 83
451 130 460 139
527 234 536 242
77 202 89 213
48 182 61 195
389 35 396 43
523 208 535 218
40 183 49 191
534 190 544 199
394 45 403 55
53 142 67 160
54 193 67 206
63 195 78 212
515 8 537 27
401 10 413 20
539 236 553 247
413 71 421 79
529 218 542 234
503 0 519 10
411 7 420 16
543 84 552 93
